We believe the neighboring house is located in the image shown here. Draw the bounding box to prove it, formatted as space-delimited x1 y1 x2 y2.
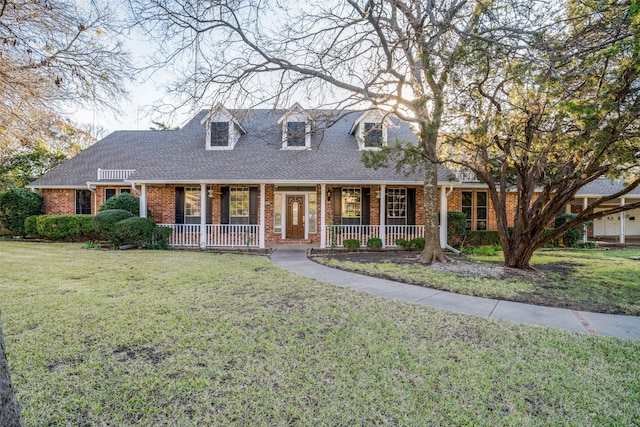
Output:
27 104 640 247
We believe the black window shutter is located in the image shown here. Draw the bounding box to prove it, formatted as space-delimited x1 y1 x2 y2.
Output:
332 188 342 224
175 187 185 224
220 187 230 224
249 187 258 224
361 188 370 226
407 188 416 226
206 186 212 224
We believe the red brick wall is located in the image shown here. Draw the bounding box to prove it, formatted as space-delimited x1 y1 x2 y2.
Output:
42 189 76 215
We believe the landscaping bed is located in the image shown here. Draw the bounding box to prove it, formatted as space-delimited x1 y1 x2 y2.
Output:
310 248 640 315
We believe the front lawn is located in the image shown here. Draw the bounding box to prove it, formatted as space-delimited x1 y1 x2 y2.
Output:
312 248 640 315
1 242 639 425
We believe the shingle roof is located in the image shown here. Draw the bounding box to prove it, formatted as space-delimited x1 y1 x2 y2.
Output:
576 178 640 196
29 109 455 187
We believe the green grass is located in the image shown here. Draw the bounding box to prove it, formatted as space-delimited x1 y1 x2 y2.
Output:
1 242 639 425
314 248 640 315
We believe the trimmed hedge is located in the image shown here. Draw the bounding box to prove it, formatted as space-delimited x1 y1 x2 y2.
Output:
366 238 383 250
112 217 157 247
31 215 94 239
92 209 135 237
343 239 360 251
395 237 425 250
99 192 141 215
466 230 500 247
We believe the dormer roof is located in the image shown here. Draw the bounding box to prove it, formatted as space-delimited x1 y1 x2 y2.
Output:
200 103 248 135
349 109 395 135
277 102 312 125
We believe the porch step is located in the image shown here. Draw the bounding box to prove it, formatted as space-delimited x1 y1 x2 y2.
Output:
278 239 312 245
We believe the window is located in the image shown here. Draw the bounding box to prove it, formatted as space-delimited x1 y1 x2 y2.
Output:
210 122 229 147
476 191 488 230
462 191 487 230
75 190 92 215
230 187 249 224
105 188 116 201
462 191 473 230
120 188 131 193
274 194 282 233
185 187 201 217
308 194 317 233
287 121 306 147
342 188 361 220
387 188 407 224
363 122 383 147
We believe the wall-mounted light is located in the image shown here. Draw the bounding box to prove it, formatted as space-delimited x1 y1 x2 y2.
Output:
327 188 332 202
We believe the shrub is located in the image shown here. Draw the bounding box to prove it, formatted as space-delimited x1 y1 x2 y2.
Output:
99 192 141 215
0 188 43 235
24 215 39 236
554 213 586 247
33 215 94 239
92 209 135 238
148 226 173 250
112 217 157 247
447 211 467 247
343 239 360 251
466 230 500 247
395 237 424 250
366 238 383 250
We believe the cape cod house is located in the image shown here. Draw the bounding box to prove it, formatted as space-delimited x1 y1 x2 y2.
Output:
27 104 640 247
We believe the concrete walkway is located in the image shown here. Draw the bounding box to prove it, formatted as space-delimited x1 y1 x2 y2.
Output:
270 248 640 340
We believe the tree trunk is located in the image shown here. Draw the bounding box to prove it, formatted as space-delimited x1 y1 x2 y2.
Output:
420 159 448 263
503 235 538 269
0 314 22 427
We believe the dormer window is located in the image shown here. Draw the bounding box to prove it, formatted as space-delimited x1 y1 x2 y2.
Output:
202 104 247 150
278 103 312 150
287 121 307 147
350 109 392 151
211 122 229 147
363 122 383 148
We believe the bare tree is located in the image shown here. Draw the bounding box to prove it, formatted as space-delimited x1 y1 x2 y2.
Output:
441 0 640 268
0 0 133 165
129 0 510 263
0 313 22 427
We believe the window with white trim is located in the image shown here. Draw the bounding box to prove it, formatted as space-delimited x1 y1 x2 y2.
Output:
210 122 229 147
185 187 201 218
287 122 306 147
387 188 407 223
308 194 317 233
363 122 383 147
342 188 361 220
274 193 282 233
230 187 249 224
105 188 117 201
75 190 92 215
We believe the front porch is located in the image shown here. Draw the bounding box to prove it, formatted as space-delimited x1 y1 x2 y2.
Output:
159 223 429 249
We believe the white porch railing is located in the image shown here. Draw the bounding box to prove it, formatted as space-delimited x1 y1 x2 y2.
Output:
384 225 425 247
323 225 427 248
97 168 135 180
159 224 259 247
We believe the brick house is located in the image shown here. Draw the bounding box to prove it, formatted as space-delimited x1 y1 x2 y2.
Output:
27 104 640 247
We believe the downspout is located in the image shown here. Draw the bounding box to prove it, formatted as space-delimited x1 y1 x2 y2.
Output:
443 183 460 254
130 182 141 197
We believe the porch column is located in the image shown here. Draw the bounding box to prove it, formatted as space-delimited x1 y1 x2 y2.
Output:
320 183 326 248
140 184 147 218
259 184 266 249
565 204 572 214
620 198 626 244
583 197 589 243
379 184 386 248
200 183 207 249
440 185 448 249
